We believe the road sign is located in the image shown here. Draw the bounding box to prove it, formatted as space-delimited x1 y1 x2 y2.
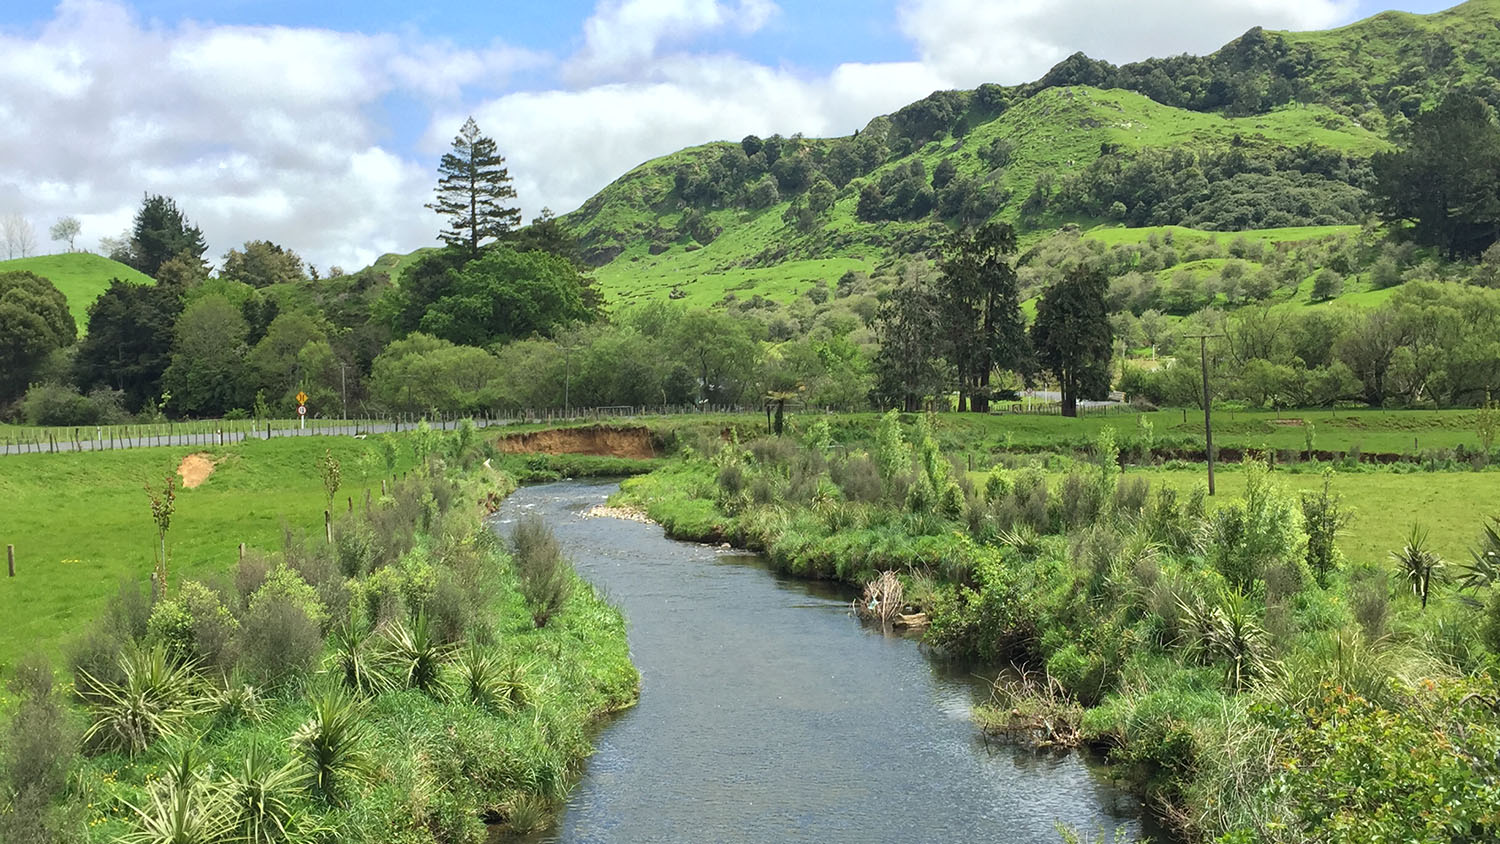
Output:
297 405 307 417
296 391 308 404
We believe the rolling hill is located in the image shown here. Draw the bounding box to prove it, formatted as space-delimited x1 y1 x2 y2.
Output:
0 253 154 330
363 1 1499 314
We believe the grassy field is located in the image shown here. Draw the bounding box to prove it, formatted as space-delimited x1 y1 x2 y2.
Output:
0 436 413 670
1103 466 1496 565
0 252 154 329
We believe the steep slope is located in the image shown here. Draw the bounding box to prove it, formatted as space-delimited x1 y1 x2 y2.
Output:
0 253 154 329
578 86 1383 307
552 1 1500 309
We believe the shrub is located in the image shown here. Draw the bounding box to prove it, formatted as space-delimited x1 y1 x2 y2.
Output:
1348 565 1390 641
333 521 377 578
1208 460 1307 591
234 550 276 608
832 454 884 503
1301 470 1349 588
3 653 76 800
325 623 391 698
241 567 326 687
381 614 452 695
510 515 575 627
1112 475 1150 521
1056 470 1104 530
290 684 375 803
148 580 240 672
79 645 199 755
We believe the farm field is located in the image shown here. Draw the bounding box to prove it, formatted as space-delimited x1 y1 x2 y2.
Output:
0 252 153 328
0 436 410 669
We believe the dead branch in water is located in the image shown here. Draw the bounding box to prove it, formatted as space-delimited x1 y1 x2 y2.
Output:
852 570 903 625
974 665 1084 750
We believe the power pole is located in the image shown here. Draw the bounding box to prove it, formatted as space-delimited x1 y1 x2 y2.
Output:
340 363 347 422
563 344 571 416
1184 332 1224 495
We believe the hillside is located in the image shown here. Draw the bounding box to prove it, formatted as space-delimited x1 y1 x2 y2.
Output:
548 0 1498 309
0 253 154 329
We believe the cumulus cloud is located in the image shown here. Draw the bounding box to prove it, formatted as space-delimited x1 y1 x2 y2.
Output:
0 0 1373 274
569 0 780 81
897 0 1358 87
0 0 540 271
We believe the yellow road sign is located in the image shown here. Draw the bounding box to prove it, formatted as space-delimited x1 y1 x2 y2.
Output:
296 391 308 405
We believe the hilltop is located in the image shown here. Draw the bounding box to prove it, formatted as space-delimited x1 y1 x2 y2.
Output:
534 0 1498 308
0 253 154 329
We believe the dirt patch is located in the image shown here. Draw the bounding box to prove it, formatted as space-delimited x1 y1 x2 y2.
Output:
495 425 656 459
177 453 219 489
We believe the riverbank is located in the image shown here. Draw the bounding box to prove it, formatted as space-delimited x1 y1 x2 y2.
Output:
611 412 1500 842
0 426 638 842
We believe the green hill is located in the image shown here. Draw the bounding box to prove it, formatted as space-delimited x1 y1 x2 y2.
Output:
0 253 154 329
363 1 1497 312
550 1 1499 309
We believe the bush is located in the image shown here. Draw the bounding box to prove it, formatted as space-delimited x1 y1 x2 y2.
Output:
3 653 76 800
831 454 883 503
1056 470 1104 530
1113 475 1151 520
240 567 326 687
510 515 575 627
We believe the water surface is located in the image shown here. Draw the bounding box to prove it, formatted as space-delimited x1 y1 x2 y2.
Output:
494 480 1151 843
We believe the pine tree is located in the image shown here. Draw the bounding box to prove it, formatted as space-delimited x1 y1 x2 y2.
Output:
129 195 208 278
1032 265 1114 417
427 117 521 256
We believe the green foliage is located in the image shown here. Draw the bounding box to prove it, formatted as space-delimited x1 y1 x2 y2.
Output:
1392 523 1443 610
1373 94 1500 258
1261 679 1500 843
510 515 576 627
1300 470 1350 588
74 278 181 413
220 240 307 288
290 684 375 803
128 194 208 278
241 567 326 687
1032 265 1113 416
380 614 452 695
0 269 76 402
428 117 521 256
1208 459 1307 591
162 294 250 416
79 645 200 756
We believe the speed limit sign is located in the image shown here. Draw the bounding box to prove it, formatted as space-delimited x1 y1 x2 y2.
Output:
297 405 307 416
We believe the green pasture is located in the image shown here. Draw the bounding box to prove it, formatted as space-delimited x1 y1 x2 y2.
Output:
0 436 412 670
0 253 154 329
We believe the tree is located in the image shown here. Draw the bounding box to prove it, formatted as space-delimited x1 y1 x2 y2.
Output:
668 310 759 406
1372 94 1500 258
49 216 80 252
936 222 1032 412
415 247 593 347
427 117 521 257
872 277 945 412
246 311 329 409
1 214 37 259
220 240 307 288
0 271 76 402
369 333 505 413
129 195 208 277
162 295 250 416
1032 266 1114 417
75 279 183 412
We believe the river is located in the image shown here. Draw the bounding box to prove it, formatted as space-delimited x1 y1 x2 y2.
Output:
493 480 1155 843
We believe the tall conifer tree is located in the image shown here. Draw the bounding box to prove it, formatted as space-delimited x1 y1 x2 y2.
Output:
427 117 522 257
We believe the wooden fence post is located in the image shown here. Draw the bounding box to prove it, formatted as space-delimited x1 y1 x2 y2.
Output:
324 510 333 545
238 543 246 563
7 545 13 577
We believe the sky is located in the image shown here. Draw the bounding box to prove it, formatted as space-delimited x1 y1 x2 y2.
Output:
0 0 1461 272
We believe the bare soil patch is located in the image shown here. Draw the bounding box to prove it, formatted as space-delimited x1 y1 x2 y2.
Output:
177 453 219 489
495 425 656 459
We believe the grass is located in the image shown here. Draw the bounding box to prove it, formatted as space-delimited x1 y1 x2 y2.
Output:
0 436 413 671
1107 466 1497 565
0 253 154 330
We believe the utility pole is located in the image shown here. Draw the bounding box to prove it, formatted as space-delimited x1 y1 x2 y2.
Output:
563 344 571 416
1184 332 1224 495
340 363 347 422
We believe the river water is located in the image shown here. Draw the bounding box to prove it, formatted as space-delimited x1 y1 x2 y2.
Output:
493 480 1154 843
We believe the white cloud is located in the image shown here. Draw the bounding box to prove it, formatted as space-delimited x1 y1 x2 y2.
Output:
569 0 780 81
0 0 538 271
0 0 1374 275
897 0 1358 87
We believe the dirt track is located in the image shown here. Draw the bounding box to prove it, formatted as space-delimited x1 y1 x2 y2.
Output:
494 425 656 459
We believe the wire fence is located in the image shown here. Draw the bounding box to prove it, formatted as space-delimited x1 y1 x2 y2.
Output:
0 405 764 457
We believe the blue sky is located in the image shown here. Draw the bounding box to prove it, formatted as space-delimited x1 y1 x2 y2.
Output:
0 0 1468 269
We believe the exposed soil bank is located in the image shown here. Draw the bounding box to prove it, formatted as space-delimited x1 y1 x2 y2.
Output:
495 425 657 459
